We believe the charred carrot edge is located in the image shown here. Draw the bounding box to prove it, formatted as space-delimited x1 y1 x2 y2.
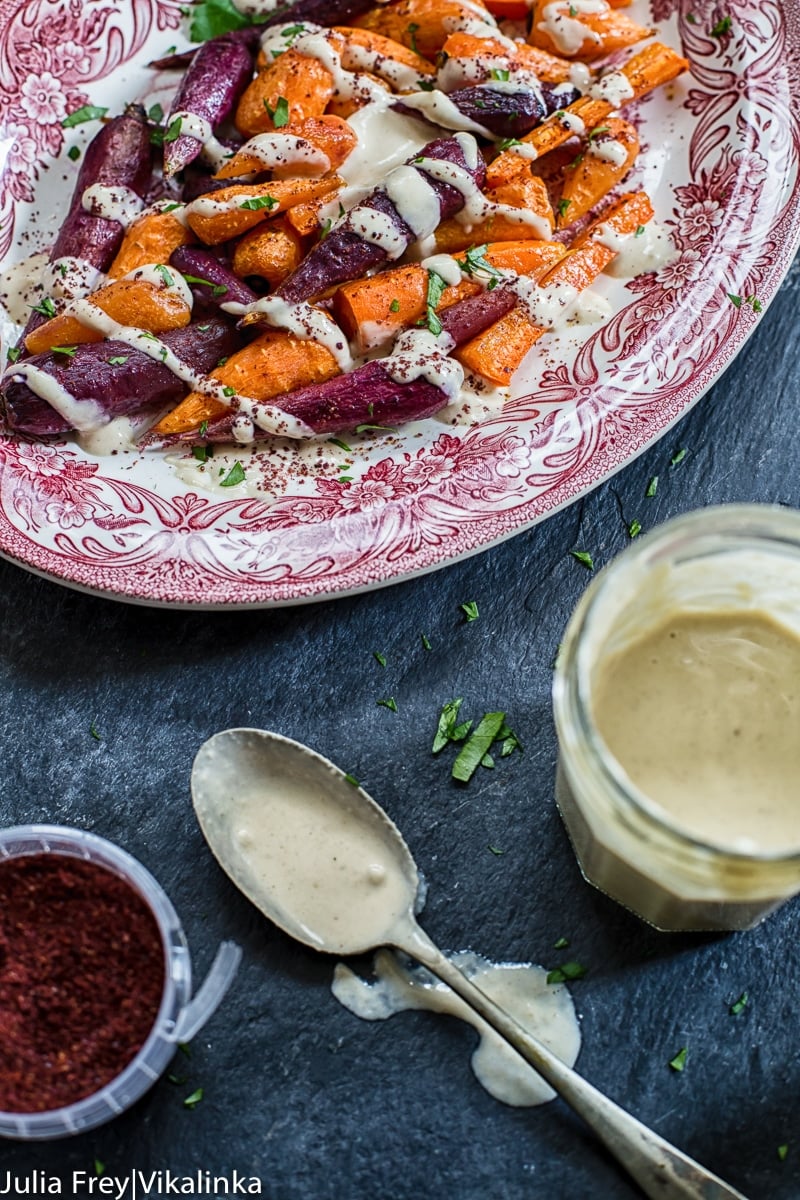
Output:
107 211 194 280
185 177 344 245
150 329 342 436
456 191 654 383
232 219 305 288
556 117 639 227
529 0 653 61
235 49 335 138
216 116 358 180
24 280 191 356
485 42 689 188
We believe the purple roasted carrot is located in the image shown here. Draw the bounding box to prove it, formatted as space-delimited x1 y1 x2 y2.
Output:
262 0 375 27
2 317 239 437
273 136 486 305
170 246 259 308
163 36 255 177
149 25 263 70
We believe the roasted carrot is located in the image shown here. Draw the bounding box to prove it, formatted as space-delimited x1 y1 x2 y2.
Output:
529 0 652 60
353 0 494 58
333 25 437 88
216 116 358 180
285 199 332 237
24 279 191 356
107 210 193 280
235 50 334 138
333 240 565 350
485 42 689 188
326 73 391 119
233 218 305 287
440 32 574 83
456 191 654 383
557 117 638 226
432 175 554 253
150 329 341 436
185 177 343 245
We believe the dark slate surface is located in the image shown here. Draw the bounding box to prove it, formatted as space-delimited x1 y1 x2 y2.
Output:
2 255 800 1197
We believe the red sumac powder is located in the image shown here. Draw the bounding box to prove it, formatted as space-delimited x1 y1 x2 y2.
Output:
0 853 165 1113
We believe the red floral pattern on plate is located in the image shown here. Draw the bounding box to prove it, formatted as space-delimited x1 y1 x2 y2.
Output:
0 0 799 606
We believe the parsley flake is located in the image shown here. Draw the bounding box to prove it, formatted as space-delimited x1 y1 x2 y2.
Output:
163 116 183 144
406 21 420 53
94 1160 105 1178
155 264 174 288
264 96 290 127
67 145 81 162
281 23 306 39
373 651 387 667
588 125 611 141
553 936 570 950
570 549 594 570
192 445 211 464
52 345 77 358
778 1145 789 1162
61 105 108 128
460 244 502 283
433 698 469 754
344 773 360 787
390 298 401 313
425 269 447 335
354 423 396 434
148 102 164 124
670 447 688 467
645 474 658 498
547 961 587 984
222 386 236 397
240 194 278 211
635 224 645 237
460 600 479 622
709 14 732 36
498 137 522 150
421 633 432 651
729 991 748 1016
31 297 56 319
686 11 697 21
199 420 209 437
452 711 506 783
628 518 642 538
183 1088 204 1109
107 355 129 366
488 844 504 855
557 198 572 218
220 461 246 487
189 0 256 41
669 1047 688 1072
328 437 351 452
89 720 101 742
490 67 510 81
377 697 398 712
6 347 21 365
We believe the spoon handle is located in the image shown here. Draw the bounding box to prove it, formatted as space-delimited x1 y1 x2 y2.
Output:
395 922 747 1200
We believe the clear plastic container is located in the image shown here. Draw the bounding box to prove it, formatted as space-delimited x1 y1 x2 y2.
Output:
553 504 800 932
0 824 241 1140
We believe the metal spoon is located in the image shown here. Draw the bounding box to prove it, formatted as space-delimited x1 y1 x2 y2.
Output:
191 728 747 1200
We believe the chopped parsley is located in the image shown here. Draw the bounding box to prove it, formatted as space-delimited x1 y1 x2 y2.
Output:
646 474 658 498
222 386 236 398
709 14 732 36
107 355 129 366
67 145 81 162
183 1088 204 1110
390 298 401 313
328 437 351 451
729 992 748 1016
668 1047 688 1072
155 264 174 288
547 961 587 984
281 22 306 40
452 711 506 782
635 225 646 237
199 420 209 437
6 346 21 365
89 720 101 742
728 292 762 312
220 461 246 487
272 96 291 127
570 549 594 570
588 125 610 141
406 21 420 53
376 697 398 712
432 698 472 754
162 202 182 213
670 447 688 467
686 11 697 21
460 600 479 622
148 102 164 124
31 297 56 319
52 345 77 357
354 423 396 434
778 1145 789 1162
569 3 578 13
189 0 256 41
94 1161 105 1178
344 773 360 787
421 633 432 651
424 269 447 335
373 651 387 667
460 244 503 284
488 845 504 856
489 67 510 81
553 936 570 950
338 474 353 484
61 105 108 128
497 723 522 757
557 198 572 218
239 194 278 211
628 518 642 538
498 137 522 150
192 445 212 464
418 80 435 91
163 116 184 144
181 273 228 296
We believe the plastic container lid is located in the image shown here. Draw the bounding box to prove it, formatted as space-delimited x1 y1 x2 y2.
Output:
0 824 241 1141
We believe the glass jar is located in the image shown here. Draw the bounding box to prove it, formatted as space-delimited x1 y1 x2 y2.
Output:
552 504 800 932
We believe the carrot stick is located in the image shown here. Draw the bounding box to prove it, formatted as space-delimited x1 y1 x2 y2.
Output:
107 210 193 280
185 177 343 245
235 50 335 138
557 117 639 226
352 0 495 58
456 190 654 383
529 0 652 60
333 25 437 86
432 175 554 253
215 116 358 180
24 279 192 356
485 42 688 188
440 31 575 83
232 219 305 287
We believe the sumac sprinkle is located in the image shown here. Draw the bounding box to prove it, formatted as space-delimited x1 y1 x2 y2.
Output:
0 854 165 1113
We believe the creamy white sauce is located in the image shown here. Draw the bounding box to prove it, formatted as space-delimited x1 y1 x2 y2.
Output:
569 61 592 90
589 70 635 107
386 328 463 401
420 253 463 286
557 110 585 136
587 136 628 166
223 296 352 370
384 165 443 238
234 132 331 177
510 278 580 327
6 361 105 431
0 251 51 325
338 103 432 194
121 264 195 308
537 0 604 54
397 90 493 138
595 219 676 277
415 156 551 240
81 183 144 226
342 42 428 93
333 950 581 1107
346 206 409 259
76 413 148 456
443 11 516 51
45 256 105 303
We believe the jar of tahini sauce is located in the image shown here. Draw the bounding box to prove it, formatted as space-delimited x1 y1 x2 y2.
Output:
553 505 800 932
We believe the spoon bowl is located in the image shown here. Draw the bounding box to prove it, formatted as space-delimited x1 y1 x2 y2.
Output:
192 727 748 1200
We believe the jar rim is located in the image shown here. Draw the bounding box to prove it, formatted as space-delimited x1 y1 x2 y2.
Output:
555 502 800 865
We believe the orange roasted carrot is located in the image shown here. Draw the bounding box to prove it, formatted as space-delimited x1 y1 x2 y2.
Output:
24 279 191 355
353 0 494 58
216 116 358 180
486 42 689 188
433 175 554 253
333 240 566 350
233 218 305 287
235 50 334 138
334 25 437 87
326 74 391 118
529 0 652 60
106 210 193 280
456 191 654 383
150 329 342 436
440 32 575 83
557 117 639 226
185 177 343 245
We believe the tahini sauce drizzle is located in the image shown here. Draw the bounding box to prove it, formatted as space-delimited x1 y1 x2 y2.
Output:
333 949 581 1106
